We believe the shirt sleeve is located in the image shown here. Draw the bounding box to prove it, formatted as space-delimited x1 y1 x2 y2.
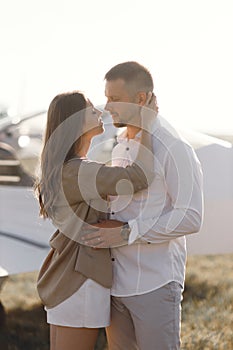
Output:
128 140 204 244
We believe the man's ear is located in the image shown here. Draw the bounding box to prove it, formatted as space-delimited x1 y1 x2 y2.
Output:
137 92 147 106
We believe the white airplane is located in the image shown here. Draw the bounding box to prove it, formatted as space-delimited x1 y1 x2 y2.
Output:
0 113 233 285
185 131 233 255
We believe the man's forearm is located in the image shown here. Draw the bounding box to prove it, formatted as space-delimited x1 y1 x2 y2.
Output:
128 208 202 244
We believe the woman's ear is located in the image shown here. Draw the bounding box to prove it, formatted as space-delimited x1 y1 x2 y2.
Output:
137 92 147 106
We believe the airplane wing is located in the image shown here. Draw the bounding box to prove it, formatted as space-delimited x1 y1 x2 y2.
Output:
0 185 54 276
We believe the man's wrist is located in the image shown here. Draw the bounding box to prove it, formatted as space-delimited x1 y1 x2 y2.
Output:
120 223 131 241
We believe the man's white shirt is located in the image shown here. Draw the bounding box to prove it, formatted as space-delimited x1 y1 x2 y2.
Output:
109 117 203 297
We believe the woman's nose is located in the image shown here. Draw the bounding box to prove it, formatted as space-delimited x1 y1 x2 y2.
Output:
104 101 112 112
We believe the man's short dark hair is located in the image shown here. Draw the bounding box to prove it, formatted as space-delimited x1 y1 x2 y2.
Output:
104 61 154 93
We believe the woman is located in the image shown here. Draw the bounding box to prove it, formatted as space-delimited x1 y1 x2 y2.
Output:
35 91 154 350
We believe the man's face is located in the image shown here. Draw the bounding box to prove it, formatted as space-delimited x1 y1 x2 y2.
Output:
104 79 141 128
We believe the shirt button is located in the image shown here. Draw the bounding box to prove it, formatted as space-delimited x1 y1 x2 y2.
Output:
111 258 115 261
111 212 115 215
126 147 129 151
147 242 151 244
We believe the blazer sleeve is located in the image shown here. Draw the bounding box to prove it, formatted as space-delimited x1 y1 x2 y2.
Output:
77 161 147 200
73 129 155 201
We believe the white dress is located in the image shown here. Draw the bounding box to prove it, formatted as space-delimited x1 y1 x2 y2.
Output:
46 279 110 327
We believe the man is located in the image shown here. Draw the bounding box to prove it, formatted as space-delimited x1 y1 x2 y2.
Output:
85 61 203 349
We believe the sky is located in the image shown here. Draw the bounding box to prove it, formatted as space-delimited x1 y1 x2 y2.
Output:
0 0 233 133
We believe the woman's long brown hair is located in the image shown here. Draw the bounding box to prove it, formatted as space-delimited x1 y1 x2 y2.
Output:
34 91 87 218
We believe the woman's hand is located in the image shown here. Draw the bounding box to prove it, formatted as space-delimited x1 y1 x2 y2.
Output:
140 92 158 132
81 220 127 248
145 92 159 114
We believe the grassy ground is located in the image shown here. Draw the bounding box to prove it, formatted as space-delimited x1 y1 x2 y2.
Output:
0 254 232 349
181 254 233 349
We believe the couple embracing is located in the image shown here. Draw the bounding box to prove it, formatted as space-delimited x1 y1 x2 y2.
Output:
35 61 203 350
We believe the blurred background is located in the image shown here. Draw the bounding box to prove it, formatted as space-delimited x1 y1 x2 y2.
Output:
0 0 233 134
0 0 233 349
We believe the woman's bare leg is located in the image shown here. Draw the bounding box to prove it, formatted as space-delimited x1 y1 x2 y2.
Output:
50 325 57 350
50 324 99 350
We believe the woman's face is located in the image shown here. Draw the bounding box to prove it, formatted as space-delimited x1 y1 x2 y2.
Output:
83 100 104 139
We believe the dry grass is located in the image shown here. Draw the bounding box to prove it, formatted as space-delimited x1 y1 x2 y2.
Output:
181 254 233 349
0 254 233 349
